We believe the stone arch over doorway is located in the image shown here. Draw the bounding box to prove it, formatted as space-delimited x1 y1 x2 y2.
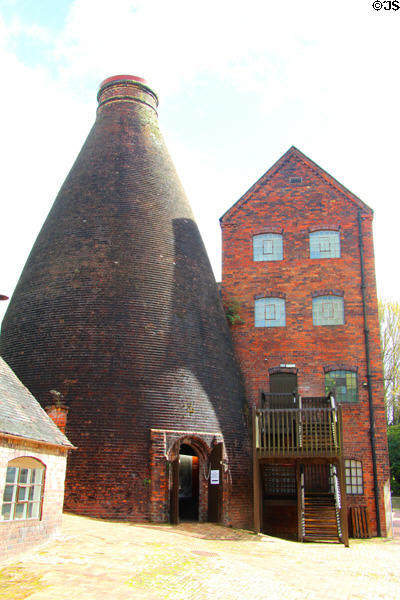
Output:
149 429 224 524
168 434 211 524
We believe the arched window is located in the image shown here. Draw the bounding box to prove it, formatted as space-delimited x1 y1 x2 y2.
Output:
1 457 45 521
309 230 340 259
312 295 344 326
253 233 283 262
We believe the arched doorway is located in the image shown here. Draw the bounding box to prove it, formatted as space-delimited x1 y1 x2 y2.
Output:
178 444 199 521
169 436 222 524
270 371 297 395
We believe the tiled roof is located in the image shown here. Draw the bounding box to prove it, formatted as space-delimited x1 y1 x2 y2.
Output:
0 357 73 447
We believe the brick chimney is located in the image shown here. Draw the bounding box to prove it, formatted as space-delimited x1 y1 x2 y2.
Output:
0 75 252 526
45 390 69 434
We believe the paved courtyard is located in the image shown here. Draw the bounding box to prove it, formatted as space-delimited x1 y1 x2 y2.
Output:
1 512 400 600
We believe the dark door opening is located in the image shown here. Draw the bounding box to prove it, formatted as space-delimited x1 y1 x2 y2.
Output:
261 463 298 540
270 372 298 395
178 444 199 521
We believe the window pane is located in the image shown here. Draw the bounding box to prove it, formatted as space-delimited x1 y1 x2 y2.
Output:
1 504 11 520
6 467 17 484
310 230 340 259
14 503 27 519
253 234 283 261
19 469 29 484
3 485 15 503
29 486 42 502
313 296 344 326
17 487 28 502
27 502 40 519
31 469 43 484
255 298 285 327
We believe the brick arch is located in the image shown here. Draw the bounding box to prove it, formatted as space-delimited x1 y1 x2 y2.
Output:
268 366 298 375
167 435 211 463
254 291 286 300
252 227 284 235
323 364 358 373
7 456 46 469
311 289 344 298
308 224 341 233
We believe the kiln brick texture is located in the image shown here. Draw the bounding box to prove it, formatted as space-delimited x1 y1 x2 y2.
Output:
0 76 252 528
220 147 391 536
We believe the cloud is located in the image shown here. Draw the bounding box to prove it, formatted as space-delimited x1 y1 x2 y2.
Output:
1 0 400 326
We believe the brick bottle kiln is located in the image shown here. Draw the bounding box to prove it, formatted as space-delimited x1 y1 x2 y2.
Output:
0 76 252 527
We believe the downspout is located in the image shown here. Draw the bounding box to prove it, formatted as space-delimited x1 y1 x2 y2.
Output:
357 208 382 536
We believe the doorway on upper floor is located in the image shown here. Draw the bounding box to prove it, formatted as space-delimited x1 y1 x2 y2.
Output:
269 371 298 395
265 371 298 408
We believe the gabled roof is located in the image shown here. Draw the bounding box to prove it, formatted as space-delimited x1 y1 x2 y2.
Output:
0 357 73 448
220 146 372 223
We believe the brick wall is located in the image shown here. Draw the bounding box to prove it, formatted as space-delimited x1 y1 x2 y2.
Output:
221 147 391 536
0 436 68 559
0 76 252 529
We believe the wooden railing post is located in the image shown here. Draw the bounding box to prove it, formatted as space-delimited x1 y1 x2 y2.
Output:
338 456 349 547
296 461 303 542
254 404 343 459
252 407 261 533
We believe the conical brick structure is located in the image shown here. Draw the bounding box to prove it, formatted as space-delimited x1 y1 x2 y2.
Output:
1 76 252 527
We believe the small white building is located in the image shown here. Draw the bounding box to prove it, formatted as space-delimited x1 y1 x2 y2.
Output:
0 357 74 559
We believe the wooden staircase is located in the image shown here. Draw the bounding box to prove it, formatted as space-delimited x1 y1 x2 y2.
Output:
303 493 341 543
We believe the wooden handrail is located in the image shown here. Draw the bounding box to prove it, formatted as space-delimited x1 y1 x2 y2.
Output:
254 406 342 457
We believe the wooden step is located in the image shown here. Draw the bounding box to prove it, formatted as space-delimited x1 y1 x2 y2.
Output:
303 493 340 543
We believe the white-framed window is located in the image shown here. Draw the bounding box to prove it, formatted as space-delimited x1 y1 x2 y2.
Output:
255 297 286 327
312 295 344 326
253 234 283 262
1 457 45 521
345 459 363 495
325 370 358 403
310 230 340 259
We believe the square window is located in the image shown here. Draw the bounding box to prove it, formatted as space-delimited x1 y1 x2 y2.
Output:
325 370 357 403
313 296 344 326
310 230 340 259
345 460 363 495
253 234 283 261
255 298 285 327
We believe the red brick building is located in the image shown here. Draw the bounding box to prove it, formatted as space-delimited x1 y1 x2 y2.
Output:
220 147 392 542
0 77 392 543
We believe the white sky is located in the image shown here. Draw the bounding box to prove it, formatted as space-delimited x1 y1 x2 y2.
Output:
1 0 399 324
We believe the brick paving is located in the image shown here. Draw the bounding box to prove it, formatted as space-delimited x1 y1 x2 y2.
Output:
1 512 400 600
